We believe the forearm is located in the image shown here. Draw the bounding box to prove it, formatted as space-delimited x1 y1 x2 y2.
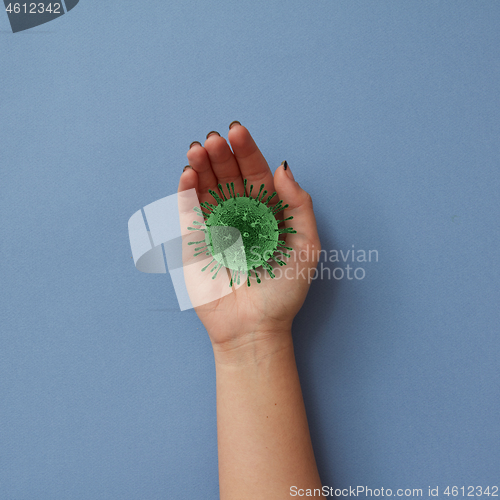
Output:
213 330 322 500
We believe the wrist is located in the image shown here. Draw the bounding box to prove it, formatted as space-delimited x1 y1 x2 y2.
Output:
211 326 293 367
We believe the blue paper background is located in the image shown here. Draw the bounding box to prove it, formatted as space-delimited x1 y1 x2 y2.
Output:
1 1 499 498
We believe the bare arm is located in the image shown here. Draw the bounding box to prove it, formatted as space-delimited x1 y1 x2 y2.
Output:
178 123 322 499
214 333 322 499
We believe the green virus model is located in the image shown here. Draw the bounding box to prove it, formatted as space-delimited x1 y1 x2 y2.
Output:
187 180 296 286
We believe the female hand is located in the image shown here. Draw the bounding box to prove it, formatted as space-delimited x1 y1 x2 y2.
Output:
177 124 321 362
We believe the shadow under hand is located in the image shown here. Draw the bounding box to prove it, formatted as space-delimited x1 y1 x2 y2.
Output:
292 224 343 489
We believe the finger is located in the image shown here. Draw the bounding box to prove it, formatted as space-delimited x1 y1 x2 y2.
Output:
178 166 201 243
227 124 275 195
273 162 321 262
204 132 246 198
178 166 203 262
177 169 233 301
178 165 198 194
186 142 218 205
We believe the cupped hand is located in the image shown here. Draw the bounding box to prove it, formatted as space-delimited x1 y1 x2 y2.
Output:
177 124 320 356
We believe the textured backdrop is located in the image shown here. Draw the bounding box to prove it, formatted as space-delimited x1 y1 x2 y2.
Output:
1 1 499 498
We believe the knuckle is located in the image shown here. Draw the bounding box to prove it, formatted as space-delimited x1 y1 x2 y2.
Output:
302 191 313 208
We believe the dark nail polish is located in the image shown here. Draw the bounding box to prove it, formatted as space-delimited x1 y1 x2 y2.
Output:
183 165 192 172
282 160 288 171
189 141 201 149
206 131 220 139
229 120 241 130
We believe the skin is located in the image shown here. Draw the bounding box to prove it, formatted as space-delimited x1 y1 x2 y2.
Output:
177 124 322 499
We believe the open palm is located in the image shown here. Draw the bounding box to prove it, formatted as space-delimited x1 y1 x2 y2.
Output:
177 124 320 349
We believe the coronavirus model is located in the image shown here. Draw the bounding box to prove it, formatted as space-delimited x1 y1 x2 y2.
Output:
187 180 296 286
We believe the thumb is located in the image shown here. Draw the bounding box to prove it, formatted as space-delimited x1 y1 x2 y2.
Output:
273 161 321 261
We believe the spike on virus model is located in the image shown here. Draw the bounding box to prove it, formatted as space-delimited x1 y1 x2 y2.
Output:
187 180 296 286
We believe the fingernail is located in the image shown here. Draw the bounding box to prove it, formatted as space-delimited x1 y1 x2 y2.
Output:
206 131 220 139
229 120 241 130
189 141 202 149
183 165 192 172
281 160 295 180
